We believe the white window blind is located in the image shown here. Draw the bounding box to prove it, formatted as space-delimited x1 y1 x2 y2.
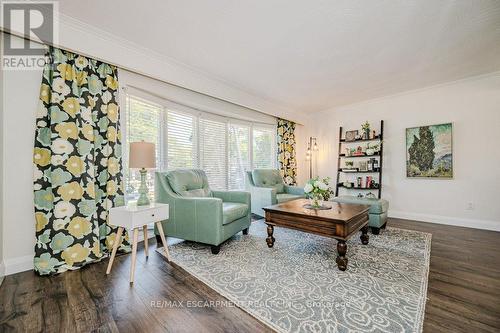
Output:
253 126 276 169
125 92 277 194
124 96 162 201
228 122 251 190
167 110 198 169
199 116 227 190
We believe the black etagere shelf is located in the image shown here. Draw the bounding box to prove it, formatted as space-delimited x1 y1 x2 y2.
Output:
335 120 384 199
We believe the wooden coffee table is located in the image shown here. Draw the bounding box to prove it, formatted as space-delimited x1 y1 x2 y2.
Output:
263 198 370 271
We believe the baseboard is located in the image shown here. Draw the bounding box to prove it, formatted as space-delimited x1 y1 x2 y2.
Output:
1 233 157 276
0 260 5 285
389 210 500 232
3 255 33 275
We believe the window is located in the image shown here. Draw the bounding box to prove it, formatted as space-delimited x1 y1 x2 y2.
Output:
228 122 250 190
253 126 276 169
167 110 197 169
124 96 162 201
200 116 227 190
124 93 276 198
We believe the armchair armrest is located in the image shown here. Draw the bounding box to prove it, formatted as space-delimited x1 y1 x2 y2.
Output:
285 185 305 196
212 190 250 205
172 196 224 245
251 186 277 205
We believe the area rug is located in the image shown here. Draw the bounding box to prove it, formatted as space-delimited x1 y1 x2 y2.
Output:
157 220 431 333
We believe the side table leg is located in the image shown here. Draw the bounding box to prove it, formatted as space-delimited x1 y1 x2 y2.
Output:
143 225 149 258
266 224 275 248
155 222 171 261
336 240 348 271
360 225 369 245
106 227 123 275
130 228 139 284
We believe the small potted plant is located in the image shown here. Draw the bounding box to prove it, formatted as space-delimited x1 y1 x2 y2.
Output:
366 141 381 155
361 121 370 139
304 176 334 209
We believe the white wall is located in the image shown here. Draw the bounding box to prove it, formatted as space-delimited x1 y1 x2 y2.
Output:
0 42 5 283
310 72 500 231
1 61 42 275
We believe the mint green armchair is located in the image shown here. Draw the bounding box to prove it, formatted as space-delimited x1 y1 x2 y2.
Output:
155 169 251 254
246 169 305 216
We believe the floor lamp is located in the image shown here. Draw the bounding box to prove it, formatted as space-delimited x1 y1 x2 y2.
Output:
306 137 318 179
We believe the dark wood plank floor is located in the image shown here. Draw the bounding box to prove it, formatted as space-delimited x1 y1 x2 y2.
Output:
0 217 499 333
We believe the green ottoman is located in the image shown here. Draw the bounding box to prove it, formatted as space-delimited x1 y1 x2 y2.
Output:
333 196 389 234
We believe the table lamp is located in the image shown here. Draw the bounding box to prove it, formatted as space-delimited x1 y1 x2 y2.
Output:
129 141 156 206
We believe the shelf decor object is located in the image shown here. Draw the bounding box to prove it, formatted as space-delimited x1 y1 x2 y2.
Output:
129 141 156 206
335 121 384 199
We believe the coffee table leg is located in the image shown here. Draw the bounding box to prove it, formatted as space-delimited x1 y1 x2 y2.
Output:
360 225 369 245
336 240 348 271
266 224 275 248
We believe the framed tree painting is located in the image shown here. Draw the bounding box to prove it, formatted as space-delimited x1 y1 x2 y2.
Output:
406 123 453 178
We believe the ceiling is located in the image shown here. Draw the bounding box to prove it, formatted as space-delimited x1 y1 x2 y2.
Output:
58 0 500 114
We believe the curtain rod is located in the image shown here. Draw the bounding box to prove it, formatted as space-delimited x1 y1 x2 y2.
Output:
0 27 288 123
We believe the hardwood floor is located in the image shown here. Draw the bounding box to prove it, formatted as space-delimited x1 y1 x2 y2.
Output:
0 217 499 332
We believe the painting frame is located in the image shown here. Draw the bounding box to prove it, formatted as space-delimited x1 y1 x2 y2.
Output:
345 130 358 142
406 122 453 179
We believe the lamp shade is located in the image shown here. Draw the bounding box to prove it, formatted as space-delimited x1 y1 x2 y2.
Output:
129 142 156 169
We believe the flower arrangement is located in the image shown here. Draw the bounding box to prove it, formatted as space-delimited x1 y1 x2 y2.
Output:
304 176 334 208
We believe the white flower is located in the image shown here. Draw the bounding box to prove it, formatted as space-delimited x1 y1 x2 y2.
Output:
53 77 71 96
304 183 313 193
101 145 112 157
51 154 66 166
53 219 67 231
318 182 328 191
81 107 92 123
314 181 321 188
34 168 43 180
54 201 76 219
52 138 74 155
101 91 112 104
37 102 48 118
51 92 63 104
100 157 108 167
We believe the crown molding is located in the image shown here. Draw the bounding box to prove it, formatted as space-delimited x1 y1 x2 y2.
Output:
55 14 307 124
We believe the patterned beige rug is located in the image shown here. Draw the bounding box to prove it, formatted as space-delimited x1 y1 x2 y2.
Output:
157 220 431 333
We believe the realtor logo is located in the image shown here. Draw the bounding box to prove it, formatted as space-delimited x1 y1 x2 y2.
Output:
1 1 58 69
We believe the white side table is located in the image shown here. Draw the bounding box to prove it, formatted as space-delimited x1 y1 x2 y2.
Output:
106 203 170 283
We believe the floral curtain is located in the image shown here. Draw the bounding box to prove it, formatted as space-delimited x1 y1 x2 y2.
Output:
277 118 297 185
33 47 130 275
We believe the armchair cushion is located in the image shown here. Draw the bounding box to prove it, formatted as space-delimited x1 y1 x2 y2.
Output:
251 169 285 193
222 202 249 225
276 193 303 203
284 185 305 196
166 169 211 197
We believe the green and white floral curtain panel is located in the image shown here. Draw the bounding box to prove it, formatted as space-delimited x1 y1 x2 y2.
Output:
277 118 297 185
33 47 130 275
